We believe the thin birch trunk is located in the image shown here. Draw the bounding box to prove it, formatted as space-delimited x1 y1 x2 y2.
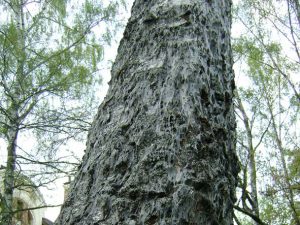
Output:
1 0 26 223
236 92 260 225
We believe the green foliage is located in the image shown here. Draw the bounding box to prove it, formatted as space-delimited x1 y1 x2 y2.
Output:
260 197 293 225
0 0 122 127
288 148 300 186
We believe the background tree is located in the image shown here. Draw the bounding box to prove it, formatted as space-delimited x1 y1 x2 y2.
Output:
232 0 300 223
0 0 125 223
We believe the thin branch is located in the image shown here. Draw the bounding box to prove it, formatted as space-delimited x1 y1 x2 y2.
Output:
287 0 300 62
234 206 268 225
233 213 243 225
254 118 272 150
17 155 80 166
12 204 62 214
16 156 78 175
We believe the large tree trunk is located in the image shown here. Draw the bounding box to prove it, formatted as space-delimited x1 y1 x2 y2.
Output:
56 0 239 224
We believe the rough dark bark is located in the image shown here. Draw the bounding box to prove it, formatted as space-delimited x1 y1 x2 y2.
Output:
56 0 239 224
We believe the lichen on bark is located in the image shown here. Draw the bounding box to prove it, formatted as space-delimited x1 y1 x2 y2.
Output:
56 0 239 224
